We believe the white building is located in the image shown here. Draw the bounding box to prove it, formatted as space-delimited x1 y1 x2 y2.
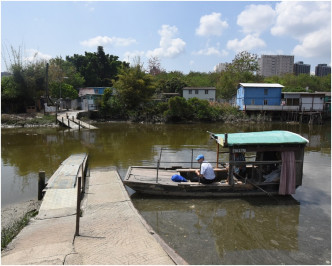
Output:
214 63 228 72
182 87 216 101
282 92 325 111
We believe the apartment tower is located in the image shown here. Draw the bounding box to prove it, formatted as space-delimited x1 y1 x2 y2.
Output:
258 55 294 77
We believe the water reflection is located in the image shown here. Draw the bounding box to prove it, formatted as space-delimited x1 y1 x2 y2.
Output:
132 196 302 264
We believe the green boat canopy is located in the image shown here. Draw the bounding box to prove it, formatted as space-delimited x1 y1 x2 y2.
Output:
212 130 309 147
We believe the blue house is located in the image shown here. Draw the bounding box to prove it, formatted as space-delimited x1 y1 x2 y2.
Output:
236 83 284 111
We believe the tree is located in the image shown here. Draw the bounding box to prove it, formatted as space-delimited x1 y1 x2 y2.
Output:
2 46 49 112
48 57 85 90
114 63 156 110
148 56 165 76
228 51 259 73
49 82 78 99
187 97 212 120
66 46 129 87
184 71 218 87
155 71 187 93
164 96 191 122
1 75 20 112
216 51 262 100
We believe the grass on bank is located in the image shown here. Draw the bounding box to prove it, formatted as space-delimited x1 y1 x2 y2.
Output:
1 209 38 250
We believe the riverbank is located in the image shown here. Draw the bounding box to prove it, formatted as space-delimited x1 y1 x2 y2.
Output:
1 111 271 128
1 200 41 250
1 113 58 128
1 200 41 231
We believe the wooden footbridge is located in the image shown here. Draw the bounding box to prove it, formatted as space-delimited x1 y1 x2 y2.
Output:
57 111 97 130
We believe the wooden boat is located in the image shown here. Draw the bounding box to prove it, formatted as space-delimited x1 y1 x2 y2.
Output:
123 130 309 197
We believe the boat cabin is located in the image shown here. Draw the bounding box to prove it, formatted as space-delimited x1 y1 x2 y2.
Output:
210 131 309 195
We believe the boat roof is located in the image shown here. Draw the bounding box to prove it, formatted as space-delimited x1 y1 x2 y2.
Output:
212 130 309 147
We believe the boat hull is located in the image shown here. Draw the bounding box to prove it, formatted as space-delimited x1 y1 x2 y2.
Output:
123 166 280 197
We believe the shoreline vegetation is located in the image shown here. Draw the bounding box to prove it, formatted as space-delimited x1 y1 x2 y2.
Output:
1 200 41 250
1 109 272 128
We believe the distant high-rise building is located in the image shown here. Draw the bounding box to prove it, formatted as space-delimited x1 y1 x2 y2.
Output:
293 61 311 75
315 64 331 77
214 62 228 72
258 55 294 77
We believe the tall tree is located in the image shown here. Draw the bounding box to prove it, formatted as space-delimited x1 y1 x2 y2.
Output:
228 51 259 73
66 46 129 87
216 51 262 100
113 63 156 110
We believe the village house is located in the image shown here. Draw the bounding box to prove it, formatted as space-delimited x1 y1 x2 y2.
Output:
77 87 113 111
182 87 216 102
236 83 284 111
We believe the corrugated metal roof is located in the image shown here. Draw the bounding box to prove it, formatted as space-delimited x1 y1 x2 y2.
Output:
183 87 216 90
213 130 309 146
283 92 326 95
239 83 284 88
78 88 95 97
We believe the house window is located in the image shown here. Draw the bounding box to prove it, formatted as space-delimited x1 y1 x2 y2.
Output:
195 90 199 95
251 99 255 105
264 89 268 95
189 90 192 94
264 99 268 105
205 90 208 94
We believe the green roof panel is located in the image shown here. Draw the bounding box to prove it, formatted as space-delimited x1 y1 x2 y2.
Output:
213 131 309 146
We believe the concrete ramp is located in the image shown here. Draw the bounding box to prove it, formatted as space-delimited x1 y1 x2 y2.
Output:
2 167 186 265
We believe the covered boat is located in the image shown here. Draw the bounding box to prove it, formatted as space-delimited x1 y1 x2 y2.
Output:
123 130 309 197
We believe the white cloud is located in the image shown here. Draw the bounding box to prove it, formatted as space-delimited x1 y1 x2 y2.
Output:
293 28 331 58
196 12 228 37
271 1 331 59
80 36 137 47
271 1 330 39
146 25 186 58
237 4 276 34
24 49 52 63
227 34 266 53
193 47 228 57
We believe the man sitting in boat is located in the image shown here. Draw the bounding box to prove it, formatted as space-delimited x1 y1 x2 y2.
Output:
194 154 216 184
234 152 246 178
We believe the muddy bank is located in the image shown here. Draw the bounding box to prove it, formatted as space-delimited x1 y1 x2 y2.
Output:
1 113 57 128
1 200 41 231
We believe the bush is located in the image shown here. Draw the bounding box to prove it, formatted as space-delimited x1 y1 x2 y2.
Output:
164 96 192 122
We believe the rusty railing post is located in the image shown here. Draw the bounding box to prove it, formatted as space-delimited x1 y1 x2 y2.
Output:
75 176 81 236
81 163 85 191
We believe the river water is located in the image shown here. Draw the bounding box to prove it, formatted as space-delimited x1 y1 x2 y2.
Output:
1 122 330 264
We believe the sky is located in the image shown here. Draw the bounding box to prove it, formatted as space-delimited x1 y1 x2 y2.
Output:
1 1 331 74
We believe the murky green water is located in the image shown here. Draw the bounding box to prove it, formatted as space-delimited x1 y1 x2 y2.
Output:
1 122 331 264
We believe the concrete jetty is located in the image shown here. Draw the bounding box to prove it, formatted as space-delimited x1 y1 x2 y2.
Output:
57 111 97 130
2 160 186 264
